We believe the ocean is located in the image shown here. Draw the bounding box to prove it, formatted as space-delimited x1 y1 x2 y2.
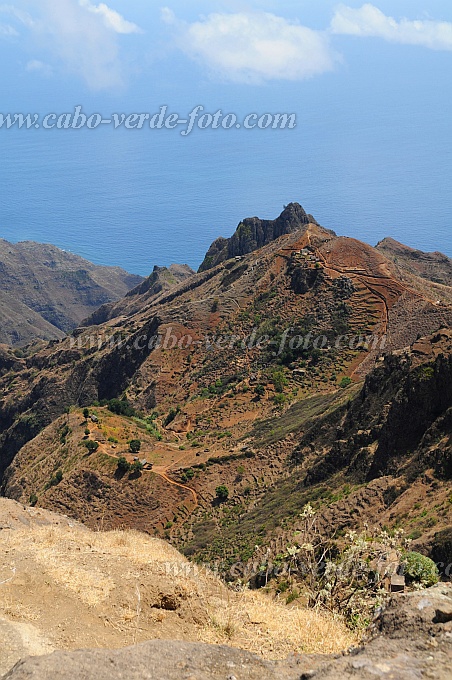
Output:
0 42 451 276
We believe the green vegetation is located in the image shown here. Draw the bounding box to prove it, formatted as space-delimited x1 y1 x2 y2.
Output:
46 469 63 490
131 460 144 474
340 377 352 389
132 415 162 440
164 407 180 427
59 423 71 444
83 408 90 420
84 440 99 454
419 365 435 381
116 457 131 473
254 384 265 398
273 393 286 407
181 468 195 482
286 588 300 604
105 398 137 418
215 485 230 501
401 551 439 587
129 439 141 454
272 369 288 393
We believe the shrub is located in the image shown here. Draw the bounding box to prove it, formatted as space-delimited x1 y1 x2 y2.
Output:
254 384 265 398
84 428 90 437
164 407 180 427
129 439 141 454
106 398 137 418
340 377 352 389
272 370 288 393
401 551 439 587
29 493 38 507
273 393 286 407
84 440 99 454
59 424 71 444
47 470 63 489
216 485 229 501
83 408 90 420
131 460 144 473
117 457 131 473
286 588 300 604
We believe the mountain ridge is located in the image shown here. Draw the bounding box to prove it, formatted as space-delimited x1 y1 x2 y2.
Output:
0 203 451 591
0 239 144 346
198 202 332 272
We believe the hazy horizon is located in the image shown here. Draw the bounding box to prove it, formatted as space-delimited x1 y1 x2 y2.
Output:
1 1 451 275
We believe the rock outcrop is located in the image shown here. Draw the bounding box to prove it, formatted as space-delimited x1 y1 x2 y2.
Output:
84 263 195 326
198 203 332 271
3 586 452 680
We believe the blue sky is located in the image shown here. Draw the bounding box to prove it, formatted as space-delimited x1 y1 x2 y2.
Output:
0 2 451 271
1 1 452 104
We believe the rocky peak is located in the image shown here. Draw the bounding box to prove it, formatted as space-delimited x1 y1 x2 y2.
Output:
126 264 194 298
198 203 332 272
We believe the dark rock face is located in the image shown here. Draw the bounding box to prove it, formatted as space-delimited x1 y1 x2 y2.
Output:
3 586 452 680
299 331 452 487
198 203 328 272
431 528 452 569
291 266 323 295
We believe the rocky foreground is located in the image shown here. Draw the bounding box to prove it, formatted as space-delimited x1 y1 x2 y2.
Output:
2 585 452 680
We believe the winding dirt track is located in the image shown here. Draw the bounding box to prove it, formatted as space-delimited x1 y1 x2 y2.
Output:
151 466 199 508
100 447 199 509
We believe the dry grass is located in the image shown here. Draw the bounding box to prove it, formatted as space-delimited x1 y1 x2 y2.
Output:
2 509 357 660
201 589 357 658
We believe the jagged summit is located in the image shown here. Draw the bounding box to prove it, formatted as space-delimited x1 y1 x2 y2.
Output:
126 264 195 299
198 203 333 272
83 263 195 326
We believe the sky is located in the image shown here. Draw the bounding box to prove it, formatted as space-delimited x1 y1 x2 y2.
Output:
1 1 451 98
0 1 451 272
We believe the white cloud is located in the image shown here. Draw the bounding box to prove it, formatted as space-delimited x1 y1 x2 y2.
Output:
26 59 53 76
79 0 142 35
162 9 338 83
0 22 18 36
0 5 35 28
0 0 142 89
331 4 452 51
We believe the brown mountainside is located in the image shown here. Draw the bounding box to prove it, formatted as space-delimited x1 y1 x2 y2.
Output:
0 203 451 578
84 264 195 326
376 236 452 287
0 239 144 346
